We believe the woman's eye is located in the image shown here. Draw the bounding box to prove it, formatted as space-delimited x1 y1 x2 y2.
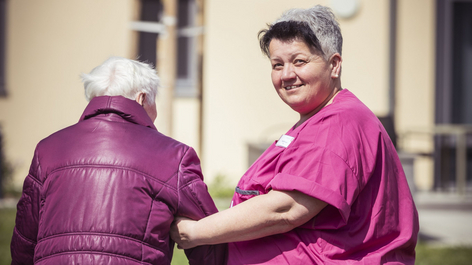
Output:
294 59 306 65
272 63 283 69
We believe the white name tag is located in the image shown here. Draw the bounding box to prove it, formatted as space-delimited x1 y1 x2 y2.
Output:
276 134 295 148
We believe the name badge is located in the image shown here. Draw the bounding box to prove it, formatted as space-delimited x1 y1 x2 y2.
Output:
276 134 295 148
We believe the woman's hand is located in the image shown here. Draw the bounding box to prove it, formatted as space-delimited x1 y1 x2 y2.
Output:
171 216 198 249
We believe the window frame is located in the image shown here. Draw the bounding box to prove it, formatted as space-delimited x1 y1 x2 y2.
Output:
434 0 472 190
435 0 472 124
174 0 201 98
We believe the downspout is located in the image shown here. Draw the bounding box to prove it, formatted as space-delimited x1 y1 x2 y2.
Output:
196 0 204 155
157 0 177 137
387 0 398 148
389 0 397 120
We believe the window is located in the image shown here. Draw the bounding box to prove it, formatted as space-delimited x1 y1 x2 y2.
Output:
0 0 6 97
175 0 199 97
131 0 201 97
451 2 472 124
435 0 472 124
136 0 162 67
434 0 472 190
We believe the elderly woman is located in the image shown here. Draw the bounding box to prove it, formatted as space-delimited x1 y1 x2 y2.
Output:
171 5 419 264
11 57 226 265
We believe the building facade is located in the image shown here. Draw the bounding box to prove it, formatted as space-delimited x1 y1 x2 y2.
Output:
0 0 470 194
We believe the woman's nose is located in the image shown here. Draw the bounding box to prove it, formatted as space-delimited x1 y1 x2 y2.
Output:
281 64 296 81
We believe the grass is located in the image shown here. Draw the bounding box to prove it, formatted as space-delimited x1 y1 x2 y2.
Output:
3 207 472 265
415 243 472 265
171 247 188 265
0 208 15 265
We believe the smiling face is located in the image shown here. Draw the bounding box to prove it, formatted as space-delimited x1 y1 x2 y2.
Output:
269 38 341 124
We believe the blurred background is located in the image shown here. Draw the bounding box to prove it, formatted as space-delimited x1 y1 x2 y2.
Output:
0 0 472 264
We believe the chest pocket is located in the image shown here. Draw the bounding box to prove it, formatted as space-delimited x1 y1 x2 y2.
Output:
233 138 296 204
233 186 260 204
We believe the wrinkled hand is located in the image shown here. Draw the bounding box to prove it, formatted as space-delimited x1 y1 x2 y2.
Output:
170 216 199 249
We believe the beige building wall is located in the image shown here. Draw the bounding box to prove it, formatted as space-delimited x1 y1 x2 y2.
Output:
1 0 205 188
396 0 436 190
0 0 137 187
0 0 438 192
170 98 201 151
202 0 392 185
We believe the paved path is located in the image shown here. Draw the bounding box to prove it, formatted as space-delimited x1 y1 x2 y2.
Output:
0 198 17 209
415 191 472 246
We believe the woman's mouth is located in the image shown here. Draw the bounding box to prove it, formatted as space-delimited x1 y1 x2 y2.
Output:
284 84 303 90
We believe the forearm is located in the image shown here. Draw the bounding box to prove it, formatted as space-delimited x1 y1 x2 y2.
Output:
192 193 290 245
185 190 327 246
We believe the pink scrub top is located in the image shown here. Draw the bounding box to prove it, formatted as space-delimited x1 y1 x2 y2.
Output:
228 89 419 264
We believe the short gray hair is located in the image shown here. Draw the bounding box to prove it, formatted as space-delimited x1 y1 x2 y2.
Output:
81 57 159 105
274 5 342 59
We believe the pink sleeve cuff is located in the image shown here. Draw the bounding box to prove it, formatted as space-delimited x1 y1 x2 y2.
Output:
267 172 351 223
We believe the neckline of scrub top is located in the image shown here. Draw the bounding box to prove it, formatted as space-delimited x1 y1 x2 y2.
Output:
287 88 346 137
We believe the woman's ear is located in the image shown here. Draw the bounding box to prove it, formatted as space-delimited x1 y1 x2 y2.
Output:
135 92 146 106
330 53 342 78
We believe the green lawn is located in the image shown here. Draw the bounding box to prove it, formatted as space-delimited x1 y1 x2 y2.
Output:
415 243 472 265
0 208 15 265
2 208 472 265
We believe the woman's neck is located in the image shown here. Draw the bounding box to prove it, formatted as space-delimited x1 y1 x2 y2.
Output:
295 87 343 128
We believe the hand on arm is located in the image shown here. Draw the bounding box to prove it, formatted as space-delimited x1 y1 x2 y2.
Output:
171 189 327 249
176 147 228 264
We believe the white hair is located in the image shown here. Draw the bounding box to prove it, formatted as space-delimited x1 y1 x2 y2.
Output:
275 5 342 59
81 57 159 105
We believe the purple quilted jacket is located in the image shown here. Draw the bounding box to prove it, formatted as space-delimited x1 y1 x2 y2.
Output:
11 96 227 264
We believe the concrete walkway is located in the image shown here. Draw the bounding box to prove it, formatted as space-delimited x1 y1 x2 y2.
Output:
0 197 17 209
415 191 472 247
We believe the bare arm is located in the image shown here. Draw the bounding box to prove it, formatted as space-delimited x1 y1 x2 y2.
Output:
171 189 327 249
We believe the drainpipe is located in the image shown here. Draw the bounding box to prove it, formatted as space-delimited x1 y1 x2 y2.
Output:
385 0 398 148
157 0 177 137
389 0 397 119
196 0 205 154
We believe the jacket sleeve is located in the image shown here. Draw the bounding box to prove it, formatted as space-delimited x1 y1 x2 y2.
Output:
176 147 227 265
11 149 42 265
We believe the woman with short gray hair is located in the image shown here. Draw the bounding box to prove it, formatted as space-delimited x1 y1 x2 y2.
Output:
171 5 418 264
11 57 226 265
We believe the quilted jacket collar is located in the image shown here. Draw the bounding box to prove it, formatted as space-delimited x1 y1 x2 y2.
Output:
79 96 157 130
